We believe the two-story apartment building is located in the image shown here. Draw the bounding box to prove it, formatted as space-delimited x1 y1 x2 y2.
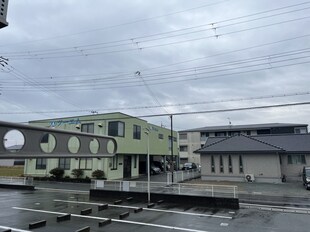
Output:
24 112 178 180
179 123 308 165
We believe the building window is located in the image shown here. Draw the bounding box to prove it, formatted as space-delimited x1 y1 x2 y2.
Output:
180 145 188 152
288 155 306 164
211 155 215 173
295 127 307 134
239 155 244 173
219 155 224 173
200 132 209 137
81 123 94 134
41 134 49 143
79 158 92 170
257 129 271 135
246 131 251 135
36 158 47 170
228 131 240 136
108 121 125 137
179 133 187 140
111 155 118 170
59 158 71 170
133 125 141 140
158 133 164 139
228 155 233 173
215 132 226 137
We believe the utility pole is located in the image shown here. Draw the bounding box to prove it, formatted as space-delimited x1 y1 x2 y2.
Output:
170 115 174 183
0 0 9 29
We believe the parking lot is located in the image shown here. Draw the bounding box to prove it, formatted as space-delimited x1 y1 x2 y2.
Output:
1 187 310 232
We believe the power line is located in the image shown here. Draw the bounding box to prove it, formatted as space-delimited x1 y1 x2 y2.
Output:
6 34 308 83
17 101 310 124
2 50 309 91
3 5 310 60
0 0 230 48
1 91 309 115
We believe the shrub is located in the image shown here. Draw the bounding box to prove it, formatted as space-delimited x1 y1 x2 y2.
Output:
71 169 84 178
49 168 64 180
91 169 105 179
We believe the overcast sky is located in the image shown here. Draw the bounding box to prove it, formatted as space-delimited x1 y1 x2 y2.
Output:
0 0 310 131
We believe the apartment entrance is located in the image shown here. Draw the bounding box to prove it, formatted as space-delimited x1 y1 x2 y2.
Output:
123 155 132 178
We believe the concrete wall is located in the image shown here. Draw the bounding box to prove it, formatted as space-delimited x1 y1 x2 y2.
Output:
201 153 282 183
280 154 310 181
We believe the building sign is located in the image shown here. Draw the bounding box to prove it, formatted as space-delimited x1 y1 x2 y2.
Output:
50 118 81 128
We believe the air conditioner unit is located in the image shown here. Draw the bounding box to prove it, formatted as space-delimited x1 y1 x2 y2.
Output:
245 174 255 182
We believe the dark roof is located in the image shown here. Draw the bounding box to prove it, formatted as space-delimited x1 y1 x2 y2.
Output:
179 123 308 133
197 133 310 154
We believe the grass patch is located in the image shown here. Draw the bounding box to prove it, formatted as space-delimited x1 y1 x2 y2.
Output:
0 166 24 177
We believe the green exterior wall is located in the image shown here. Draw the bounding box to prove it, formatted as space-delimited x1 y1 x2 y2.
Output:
24 112 178 180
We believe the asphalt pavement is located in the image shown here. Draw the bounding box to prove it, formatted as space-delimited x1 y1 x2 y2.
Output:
33 172 310 206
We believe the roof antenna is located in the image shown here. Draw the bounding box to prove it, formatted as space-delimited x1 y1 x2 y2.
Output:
227 117 232 126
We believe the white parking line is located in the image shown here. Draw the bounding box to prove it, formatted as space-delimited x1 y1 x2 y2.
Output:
239 203 310 214
12 207 210 232
53 199 232 219
0 225 31 232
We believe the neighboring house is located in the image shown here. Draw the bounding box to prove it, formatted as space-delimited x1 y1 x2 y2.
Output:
195 133 310 183
178 123 308 165
24 112 178 180
0 145 25 166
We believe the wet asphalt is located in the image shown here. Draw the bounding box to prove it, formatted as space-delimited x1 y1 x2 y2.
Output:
1 187 310 232
1 174 310 231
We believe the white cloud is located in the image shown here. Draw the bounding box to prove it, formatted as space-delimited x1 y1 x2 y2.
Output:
0 0 310 130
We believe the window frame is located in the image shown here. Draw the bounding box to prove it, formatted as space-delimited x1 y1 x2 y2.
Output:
211 155 215 173
219 155 224 173
36 158 47 170
287 154 306 165
133 124 141 140
228 155 233 173
108 121 125 137
239 155 244 173
81 123 94 134
111 155 118 170
59 158 71 170
79 158 93 170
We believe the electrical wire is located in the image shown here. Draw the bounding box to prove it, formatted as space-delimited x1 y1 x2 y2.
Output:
0 91 309 115
3 3 310 60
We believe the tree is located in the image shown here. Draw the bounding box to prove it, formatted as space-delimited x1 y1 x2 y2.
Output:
49 168 64 180
71 169 84 178
91 169 105 179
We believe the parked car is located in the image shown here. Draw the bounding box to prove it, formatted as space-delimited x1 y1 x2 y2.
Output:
150 165 161 175
302 166 310 190
152 161 164 172
182 162 198 170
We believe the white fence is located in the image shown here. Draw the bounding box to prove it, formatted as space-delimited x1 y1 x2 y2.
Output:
0 176 33 186
91 180 238 199
167 169 201 184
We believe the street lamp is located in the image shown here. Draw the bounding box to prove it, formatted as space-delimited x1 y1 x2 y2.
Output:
144 128 150 203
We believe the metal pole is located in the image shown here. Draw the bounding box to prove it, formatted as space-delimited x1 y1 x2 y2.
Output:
147 133 150 203
170 115 174 183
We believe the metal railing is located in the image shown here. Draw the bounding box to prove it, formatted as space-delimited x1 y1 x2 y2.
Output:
167 169 201 184
0 176 33 186
91 179 238 198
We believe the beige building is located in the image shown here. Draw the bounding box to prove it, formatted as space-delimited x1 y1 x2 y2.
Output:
179 123 308 165
196 133 310 183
